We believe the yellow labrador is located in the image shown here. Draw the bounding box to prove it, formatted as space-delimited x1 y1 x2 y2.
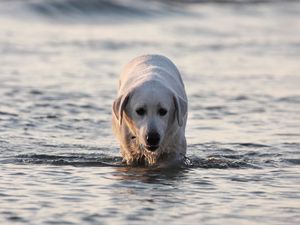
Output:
112 55 188 166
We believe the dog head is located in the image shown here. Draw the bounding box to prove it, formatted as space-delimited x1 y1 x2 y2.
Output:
112 81 187 153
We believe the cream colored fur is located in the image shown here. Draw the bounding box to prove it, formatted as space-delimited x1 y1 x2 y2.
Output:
112 55 188 166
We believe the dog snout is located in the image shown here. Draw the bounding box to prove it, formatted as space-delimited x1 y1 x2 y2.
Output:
146 132 160 148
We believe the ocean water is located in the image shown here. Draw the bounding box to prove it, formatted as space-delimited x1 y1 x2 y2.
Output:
0 0 300 224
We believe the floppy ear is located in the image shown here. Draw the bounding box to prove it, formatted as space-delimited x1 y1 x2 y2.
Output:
173 95 187 127
112 93 130 126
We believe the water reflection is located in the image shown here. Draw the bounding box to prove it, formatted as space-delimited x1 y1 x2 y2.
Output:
112 166 189 184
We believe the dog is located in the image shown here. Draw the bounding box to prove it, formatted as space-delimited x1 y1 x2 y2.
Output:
112 54 188 166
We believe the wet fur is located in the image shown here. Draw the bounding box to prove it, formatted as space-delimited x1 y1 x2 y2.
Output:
112 55 188 166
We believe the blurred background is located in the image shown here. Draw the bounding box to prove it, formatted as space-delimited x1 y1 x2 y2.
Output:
0 1 299 225
1 0 299 146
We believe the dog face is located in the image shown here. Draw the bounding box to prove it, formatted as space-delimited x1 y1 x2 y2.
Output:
126 84 173 152
113 81 187 153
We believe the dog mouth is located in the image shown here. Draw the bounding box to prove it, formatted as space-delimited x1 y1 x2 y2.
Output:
144 145 159 152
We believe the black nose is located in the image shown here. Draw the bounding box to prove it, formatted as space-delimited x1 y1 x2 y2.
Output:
146 132 160 146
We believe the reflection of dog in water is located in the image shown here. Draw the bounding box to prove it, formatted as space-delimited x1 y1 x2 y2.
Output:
112 55 188 166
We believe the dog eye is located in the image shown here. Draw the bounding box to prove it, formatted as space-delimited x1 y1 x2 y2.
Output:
158 108 167 116
136 108 146 116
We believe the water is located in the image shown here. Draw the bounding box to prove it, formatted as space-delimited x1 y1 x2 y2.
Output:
0 0 300 224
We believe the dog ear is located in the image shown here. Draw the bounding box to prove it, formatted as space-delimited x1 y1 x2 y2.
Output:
173 95 187 127
112 93 130 126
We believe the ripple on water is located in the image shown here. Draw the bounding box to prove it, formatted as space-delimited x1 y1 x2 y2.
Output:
13 153 123 167
0 1 300 225
3 139 295 170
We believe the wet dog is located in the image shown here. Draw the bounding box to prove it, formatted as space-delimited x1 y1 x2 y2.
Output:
112 55 188 166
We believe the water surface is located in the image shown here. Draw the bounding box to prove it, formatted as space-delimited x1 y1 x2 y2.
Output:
0 0 299 224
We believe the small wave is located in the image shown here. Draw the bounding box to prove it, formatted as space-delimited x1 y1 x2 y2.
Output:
283 158 300 165
277 96 300 104
4 140 296 169
0 111 18 117
235 143 270 148
4 0 288 21
29 0 147 16
29 90 44 95
23 0 179 19
12 153 262 169
230 95 250 101
14 153 123 167
187 157 261 169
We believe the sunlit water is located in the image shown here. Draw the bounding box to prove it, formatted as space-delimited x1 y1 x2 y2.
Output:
0 0 299 224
